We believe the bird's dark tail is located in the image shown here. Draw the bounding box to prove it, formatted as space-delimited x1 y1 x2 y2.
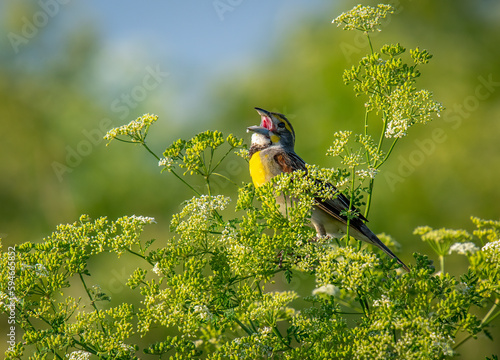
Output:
360 224 410 272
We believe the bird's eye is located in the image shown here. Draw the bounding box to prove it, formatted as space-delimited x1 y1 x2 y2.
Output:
278 122 286 128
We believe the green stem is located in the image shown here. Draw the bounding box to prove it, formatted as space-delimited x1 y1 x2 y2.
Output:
363 110 371 164
141 142 160 161
256 281 263 297
206 176 212 196
481 298 500 326
229 268 284 287
363 107 374 218
79 273 108 337
113 138 138 144
356 290 368 317
439 255 445 274
363 112 393 219
234 318 253 336
346 167 356 240
208 148 214 173
249 319 259 333
375 113 388 161
337 310 364 315
211 172 238 186
273 326 293 349
375 138 399 170
364 179 375 219
334 298 363 313
124 247 151 263
453 298 500 349
170 170 201 196
73 339 98 356
211 147 235 173
367 34 374 55
79 273 99 312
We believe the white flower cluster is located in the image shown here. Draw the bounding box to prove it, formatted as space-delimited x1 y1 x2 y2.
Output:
152 262 161 276
429 332 454 357
373 295 392 308
0 291 8 310
188 195 229 214
355 168 378 180
482 240 500 263
385 88 443 138
119 343 136 355
21 263 49 277
158 157 174 169
457 282 474 296
130 215 157 225
448 242 479 256
259 326 272 335
335 177 350 188
173 195 231 234
385 116 410 139
193 304 213 321
193 339 204 348
312 284 339 296
66 351 91 360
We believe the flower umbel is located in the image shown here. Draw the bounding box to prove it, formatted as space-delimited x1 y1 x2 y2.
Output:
385 87 444 138
104 113 158 145
414 226 472 257
333 4 395 33
449 242 479 256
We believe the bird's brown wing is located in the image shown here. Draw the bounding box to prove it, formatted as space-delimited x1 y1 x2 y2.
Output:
276 150 369 224
274 151 307 173
313 180 368 228
274 150 367 227
274 150 409 271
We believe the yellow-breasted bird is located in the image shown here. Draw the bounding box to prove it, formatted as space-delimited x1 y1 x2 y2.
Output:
247 107 410 272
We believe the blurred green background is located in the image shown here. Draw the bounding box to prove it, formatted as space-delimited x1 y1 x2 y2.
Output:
1 0 500 357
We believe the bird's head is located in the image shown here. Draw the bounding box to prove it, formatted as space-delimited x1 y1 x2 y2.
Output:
247 107 295 150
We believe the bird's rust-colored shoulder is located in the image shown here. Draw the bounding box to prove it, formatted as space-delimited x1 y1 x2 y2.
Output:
274 152 294 173
274 151 307 174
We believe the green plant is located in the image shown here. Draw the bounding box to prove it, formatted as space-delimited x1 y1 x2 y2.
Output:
1 5 498 359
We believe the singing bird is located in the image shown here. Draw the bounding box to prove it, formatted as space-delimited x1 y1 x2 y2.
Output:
247 107 410 272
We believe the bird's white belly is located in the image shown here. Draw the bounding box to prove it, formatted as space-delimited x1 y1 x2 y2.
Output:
311 207 346 237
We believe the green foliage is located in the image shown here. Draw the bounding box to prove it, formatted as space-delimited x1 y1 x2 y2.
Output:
330 4 444 221
1 4 499 359
159 129 245 196
3 193 498 358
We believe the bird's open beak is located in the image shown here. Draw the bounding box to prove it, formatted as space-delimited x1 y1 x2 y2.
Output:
246 125 270 137
250 107 275 133
254 107 271 118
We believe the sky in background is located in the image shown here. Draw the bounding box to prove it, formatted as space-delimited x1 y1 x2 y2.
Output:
15 0 330 124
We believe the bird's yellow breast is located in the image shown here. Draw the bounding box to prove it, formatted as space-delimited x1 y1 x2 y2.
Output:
249 151 269 187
